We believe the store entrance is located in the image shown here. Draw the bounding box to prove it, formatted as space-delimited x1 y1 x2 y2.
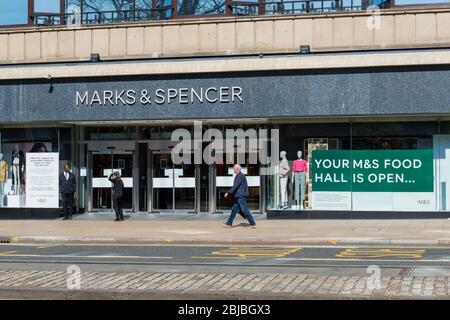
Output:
151 151 196 212
214 152 261 213
91 151 134 212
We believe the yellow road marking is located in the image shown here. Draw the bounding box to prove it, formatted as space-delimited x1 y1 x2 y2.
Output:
191 256 248 260
0 251 17 255
0 252 172 259
36 244 60 249
196 246 301 259
336 247 425 259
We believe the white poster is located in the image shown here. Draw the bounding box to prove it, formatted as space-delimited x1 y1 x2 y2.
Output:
25 153 59 208
312 191 352 211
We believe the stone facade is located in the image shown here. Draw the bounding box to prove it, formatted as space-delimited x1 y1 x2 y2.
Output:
1 8 450 65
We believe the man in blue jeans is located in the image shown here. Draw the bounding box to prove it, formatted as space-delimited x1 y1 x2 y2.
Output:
223 164 256 228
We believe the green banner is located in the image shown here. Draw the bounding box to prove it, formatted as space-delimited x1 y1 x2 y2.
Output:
311 150 434 192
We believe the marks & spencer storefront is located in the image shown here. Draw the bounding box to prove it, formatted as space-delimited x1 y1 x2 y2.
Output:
2 66 450 218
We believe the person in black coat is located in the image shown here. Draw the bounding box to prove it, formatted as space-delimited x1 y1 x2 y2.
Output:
109 171 124 221
59 164 77 220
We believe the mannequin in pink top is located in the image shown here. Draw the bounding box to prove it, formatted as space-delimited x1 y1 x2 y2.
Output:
291 151 309 210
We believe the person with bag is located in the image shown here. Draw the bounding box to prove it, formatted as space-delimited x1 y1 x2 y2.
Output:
108 171 124 221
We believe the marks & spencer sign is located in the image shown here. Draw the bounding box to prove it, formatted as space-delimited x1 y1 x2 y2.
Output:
75 86 243 107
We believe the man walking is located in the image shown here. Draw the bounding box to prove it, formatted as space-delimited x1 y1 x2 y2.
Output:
224 164 256 228
59 164 76 220
109 171 124 221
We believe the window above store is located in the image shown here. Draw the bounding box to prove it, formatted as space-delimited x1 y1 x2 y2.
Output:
1 0 449 28
177 0 226 15
0 1 29 26
0 0 387 27
394 0 449 4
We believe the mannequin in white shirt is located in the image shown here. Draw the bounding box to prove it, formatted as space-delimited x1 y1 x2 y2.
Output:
11 144 25 195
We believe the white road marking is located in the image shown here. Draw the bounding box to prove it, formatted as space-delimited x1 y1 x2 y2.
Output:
0 253 173 259
276 257 450 263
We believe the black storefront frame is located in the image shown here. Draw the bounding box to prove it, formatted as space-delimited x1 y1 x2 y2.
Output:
4 65 450 217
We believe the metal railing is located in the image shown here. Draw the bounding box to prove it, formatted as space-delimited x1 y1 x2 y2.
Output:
32 7 173 26
31 0 391 27
230 0 391 15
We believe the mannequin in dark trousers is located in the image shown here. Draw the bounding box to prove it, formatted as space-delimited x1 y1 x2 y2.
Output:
109 171 124 221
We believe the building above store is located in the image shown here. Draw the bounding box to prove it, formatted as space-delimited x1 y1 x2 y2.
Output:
1 2 450 66
0 0 398 28
1 0 450 28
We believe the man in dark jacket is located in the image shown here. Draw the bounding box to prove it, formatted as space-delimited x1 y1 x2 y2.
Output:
59 164 76 220
109 171 124 221
224 164 256 228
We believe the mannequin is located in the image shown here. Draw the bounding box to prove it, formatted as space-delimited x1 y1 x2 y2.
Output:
11 144 25 195
279 151 290 210
0 153 9 207
292 151 308 210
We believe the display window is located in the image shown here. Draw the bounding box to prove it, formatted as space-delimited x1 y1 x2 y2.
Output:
267 121 448 212
0 127 73 209
266 123 350 211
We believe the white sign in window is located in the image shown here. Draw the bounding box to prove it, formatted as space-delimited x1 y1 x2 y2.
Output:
26 153 59 208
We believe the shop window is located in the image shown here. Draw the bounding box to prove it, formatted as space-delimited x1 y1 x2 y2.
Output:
0 127 74 210
267 121 442 213
348 122 437 212
266 123 351 211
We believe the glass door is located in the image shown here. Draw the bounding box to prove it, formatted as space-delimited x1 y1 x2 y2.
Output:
92 151 134 211
215 152 261 213
152 151 196 212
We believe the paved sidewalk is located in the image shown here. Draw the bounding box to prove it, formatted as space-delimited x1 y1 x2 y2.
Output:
1 218 450 245
0 269 448 299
